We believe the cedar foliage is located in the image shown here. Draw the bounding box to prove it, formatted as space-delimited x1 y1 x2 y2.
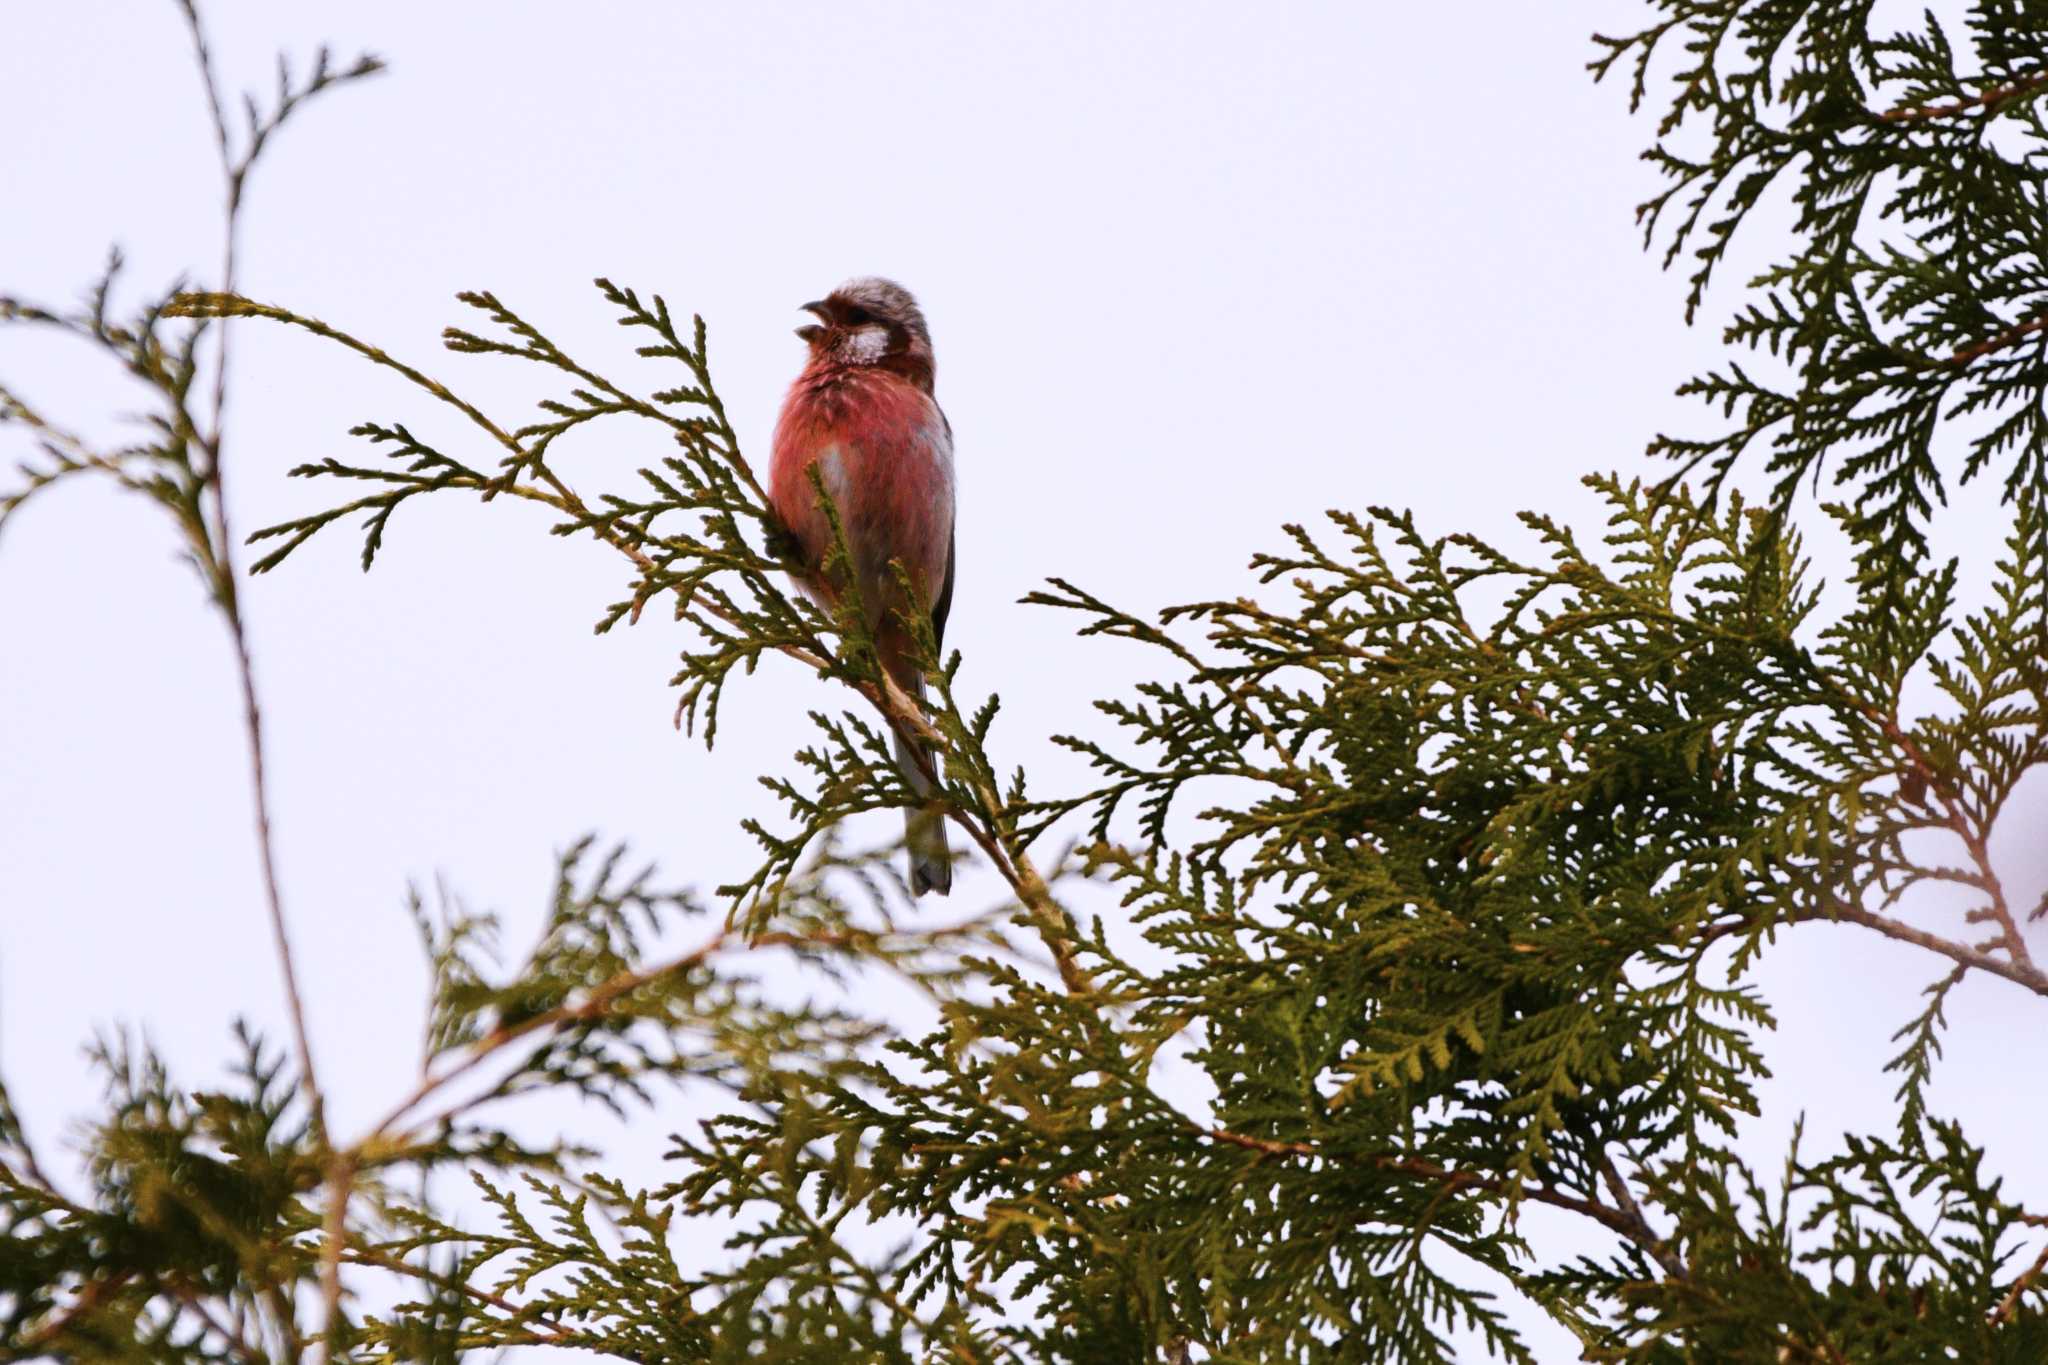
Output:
4 2 2047 1360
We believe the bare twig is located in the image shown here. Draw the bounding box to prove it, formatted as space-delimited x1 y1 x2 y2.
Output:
176 0 328 1151
1812 900 2048 996
1205 1126 1316 1158
1958 822 2035 973
168 12 399 1361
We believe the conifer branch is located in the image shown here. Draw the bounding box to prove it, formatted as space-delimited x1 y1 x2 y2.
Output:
342 1248 580 1345
163 23 384 1191
163 289 1099 996
18 1272 135 1353
167 16 384 1357
11 4 2048 1359
367 916 965 1147
1993 1238 2048 1325
1595 1151 1685 1280
166 1281 268 1363
1202 1127 1689 1281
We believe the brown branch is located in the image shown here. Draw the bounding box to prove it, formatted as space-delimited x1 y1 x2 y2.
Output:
166 1282 266 1364
362 917 990 1148
1206 1127 1315 1158
1597 1149 1686 1279
173 14 343 1357
344 1248 578 1345
1956 822 2034 972
314 1150 357 1360
1200 1127 1688 1279
19 1271 135 1351
364 925 737 1146
1818 683 2039 979
1994 1238 2048 1325
937 770 1093 996
1882 69 2048 123
1692 901 2046 995
1805 900 2048 995
1952 311 2048 366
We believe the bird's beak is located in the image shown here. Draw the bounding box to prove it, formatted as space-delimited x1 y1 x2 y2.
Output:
795 300 831 345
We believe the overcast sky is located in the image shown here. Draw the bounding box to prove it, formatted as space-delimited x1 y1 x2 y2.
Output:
3 3 2042 1359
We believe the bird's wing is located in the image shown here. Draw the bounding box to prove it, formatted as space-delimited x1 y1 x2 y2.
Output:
929 401 956 650
932 520 956 650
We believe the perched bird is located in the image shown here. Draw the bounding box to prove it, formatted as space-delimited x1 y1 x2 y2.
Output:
768 277 956 896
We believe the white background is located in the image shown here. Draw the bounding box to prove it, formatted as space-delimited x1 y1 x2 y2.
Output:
4 3 2044 1359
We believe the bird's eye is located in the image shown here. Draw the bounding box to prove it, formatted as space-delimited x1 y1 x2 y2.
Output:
841 305 874 326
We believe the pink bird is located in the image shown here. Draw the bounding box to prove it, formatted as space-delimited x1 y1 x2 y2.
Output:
768 278 956 896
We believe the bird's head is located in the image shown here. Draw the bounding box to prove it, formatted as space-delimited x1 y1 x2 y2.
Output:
795 277 934 389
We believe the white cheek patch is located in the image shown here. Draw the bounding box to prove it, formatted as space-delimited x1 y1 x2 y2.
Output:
840 325 891 364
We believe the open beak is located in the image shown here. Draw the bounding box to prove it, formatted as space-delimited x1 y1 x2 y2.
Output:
795 299 831 344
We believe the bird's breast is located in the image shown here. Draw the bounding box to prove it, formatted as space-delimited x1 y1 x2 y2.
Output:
769 369 953 605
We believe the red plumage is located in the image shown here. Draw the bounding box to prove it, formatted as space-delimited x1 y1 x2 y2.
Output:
768 278 956 895
770 366 953 653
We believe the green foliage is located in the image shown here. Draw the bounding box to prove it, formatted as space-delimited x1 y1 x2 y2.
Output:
1593 0 2048 627
4 2 2047 1362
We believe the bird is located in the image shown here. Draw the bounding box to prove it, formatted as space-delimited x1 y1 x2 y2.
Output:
768 277 955 896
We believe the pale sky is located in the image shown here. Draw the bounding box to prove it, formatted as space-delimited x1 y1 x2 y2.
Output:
3 3 2043 1359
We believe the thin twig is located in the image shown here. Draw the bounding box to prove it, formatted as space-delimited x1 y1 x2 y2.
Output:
1818 682 2040 979
1810 900 2048 995
168 1282 267 1364
1597 1149 1686 1279
176 14 339 1364
177 2 327 1146
1201 1126 1690 1279
364 918 982 1148
1205 1127 1315 1158
1882 69 2048 123
19 1272 136 1351
1951 311 2048 365
315 1150 357 1356
365 925 738 1144
1994 1238 2048 1324
343 1248 579 1345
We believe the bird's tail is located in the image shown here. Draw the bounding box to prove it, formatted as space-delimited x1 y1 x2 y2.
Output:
893 684 952 897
